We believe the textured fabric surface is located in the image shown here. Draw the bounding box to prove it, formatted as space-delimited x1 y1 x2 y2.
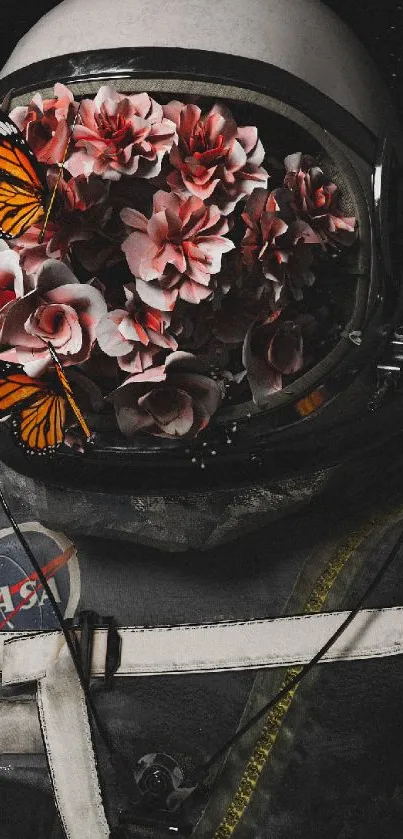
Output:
0 3 402 836
2 473 403 837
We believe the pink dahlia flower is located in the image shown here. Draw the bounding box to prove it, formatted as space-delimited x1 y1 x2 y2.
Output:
10 83 78 164
283 153 357 247
241 188 288 271
121 190 235 307
0 260 107 377
243 312 305 404
96 283 177 374
66 86 176 180
164 100 268 214
241 190 321 302
110 351 222 439
0 241 25 309
261 240 317 303
10 174 111 278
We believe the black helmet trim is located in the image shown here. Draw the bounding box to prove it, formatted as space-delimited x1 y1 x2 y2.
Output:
0 46 378 164
0 48 399 494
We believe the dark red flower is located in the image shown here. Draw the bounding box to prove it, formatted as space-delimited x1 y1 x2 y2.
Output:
241 189 322 303
242 311 306 404
110 351 222 439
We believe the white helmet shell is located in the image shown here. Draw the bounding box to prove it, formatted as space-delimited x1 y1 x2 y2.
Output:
1 0 399 141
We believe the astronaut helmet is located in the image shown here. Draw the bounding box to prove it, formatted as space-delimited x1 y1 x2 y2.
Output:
0 0 402 550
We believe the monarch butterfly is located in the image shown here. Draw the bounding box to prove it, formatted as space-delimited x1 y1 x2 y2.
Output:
0 342 91 455
0 105 80 243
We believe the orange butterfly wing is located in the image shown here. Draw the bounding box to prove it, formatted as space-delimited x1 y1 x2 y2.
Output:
0 368 66 455
0 371 44 410
18 392 66 454
0 111 46 240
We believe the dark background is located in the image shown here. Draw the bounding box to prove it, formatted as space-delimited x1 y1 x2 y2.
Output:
0 0 403 124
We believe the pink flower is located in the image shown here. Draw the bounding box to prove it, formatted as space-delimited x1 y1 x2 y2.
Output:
46 174 112 259
241 190 321 302
10 174 111 277
10 83 78 164
0 241 24 309
96 283 177 374
260 228 319 303
121 191 235 306
241 188 288 270
66 86 176 180
164 101 268 214
0 260 107 376
242 312 305 404
283 153 357 247
9 225 53 279
110 351 222 439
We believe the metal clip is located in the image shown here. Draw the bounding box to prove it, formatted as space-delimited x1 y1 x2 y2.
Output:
367 325 403 411
65 610 121 688
117 753 196 836
348 330 362 346
368 370 397 412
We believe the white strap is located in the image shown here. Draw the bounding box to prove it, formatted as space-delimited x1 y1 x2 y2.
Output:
1 634 110 839
2 607 403 683
3 604 402 755
2 606 403 839
36 641 110 839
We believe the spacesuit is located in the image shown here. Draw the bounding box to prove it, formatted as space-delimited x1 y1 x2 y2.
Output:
1 1 403 837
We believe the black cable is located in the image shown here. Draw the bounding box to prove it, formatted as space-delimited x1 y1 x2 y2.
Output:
0 487 82 663
0 487 135 796
186 522 403 788
3 480 403 831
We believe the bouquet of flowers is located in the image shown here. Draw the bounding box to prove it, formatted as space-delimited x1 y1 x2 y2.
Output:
0 84 358 442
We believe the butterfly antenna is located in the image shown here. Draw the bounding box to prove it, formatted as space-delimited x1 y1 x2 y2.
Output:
47 341 92 441
38 103 81 245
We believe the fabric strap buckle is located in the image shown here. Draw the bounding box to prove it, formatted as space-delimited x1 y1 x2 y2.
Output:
65 610 121 689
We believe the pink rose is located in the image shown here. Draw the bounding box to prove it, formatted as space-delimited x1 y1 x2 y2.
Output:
96 283 177 374
66 86 176 180
242 312 305 404
110 351 222 439
164 101 268 214
121 190 234 307
10 83 78 164
0 241 24 309
0 260 107 376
